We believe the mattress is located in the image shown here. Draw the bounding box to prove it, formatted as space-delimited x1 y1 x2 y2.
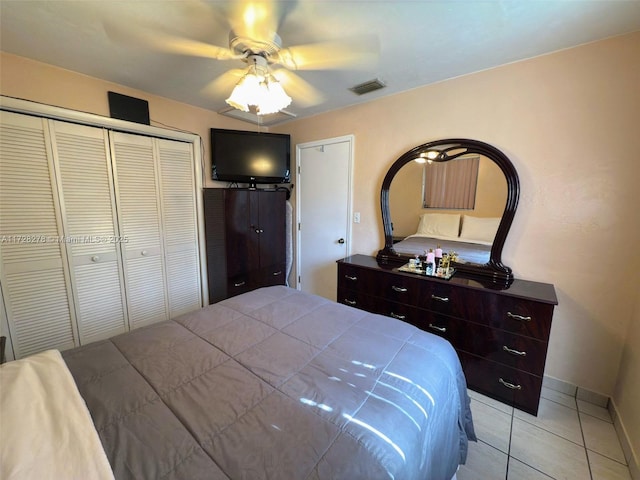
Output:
59 286 475 480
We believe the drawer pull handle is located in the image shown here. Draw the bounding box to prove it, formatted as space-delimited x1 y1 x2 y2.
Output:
392 286 408 293
390 312 406 320
233 281 246 287
503 345 527 357
91 255 100 262
507 312 532 322
272 271 282 276
499 378 522 390
344 275 358 281
344 299 356 306
431 295 449 303
429 324 446 333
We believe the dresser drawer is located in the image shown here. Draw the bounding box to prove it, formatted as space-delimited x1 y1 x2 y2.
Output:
451 321 548 375
482 296 554 341
337 287 377 312
414 281 462 315
338 263 377 293
370 270 424 305
458 350 543 415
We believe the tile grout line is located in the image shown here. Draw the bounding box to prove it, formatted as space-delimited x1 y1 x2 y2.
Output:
575 395 595 480
504 407 514 480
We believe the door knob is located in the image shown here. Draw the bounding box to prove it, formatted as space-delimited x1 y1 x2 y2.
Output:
338 238 345 244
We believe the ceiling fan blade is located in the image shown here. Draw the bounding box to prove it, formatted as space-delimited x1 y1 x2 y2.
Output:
200 69 247 97
103 19 238 60
276 34 379 70
272 69 325 108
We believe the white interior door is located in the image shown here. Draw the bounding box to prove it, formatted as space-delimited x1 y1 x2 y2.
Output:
296 136 353 300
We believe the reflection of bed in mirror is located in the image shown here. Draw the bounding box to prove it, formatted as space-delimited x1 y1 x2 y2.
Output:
392 212 500 265
393 235 491 265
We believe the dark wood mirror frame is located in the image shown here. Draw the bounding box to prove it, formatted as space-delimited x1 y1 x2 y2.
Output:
377 138 520 284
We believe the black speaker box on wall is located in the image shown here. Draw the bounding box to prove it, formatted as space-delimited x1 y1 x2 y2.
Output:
108 91 150 125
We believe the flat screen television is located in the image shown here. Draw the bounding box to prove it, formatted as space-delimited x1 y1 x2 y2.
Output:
211 128 291 188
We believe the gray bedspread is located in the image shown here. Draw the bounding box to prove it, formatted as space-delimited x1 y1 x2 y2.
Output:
63 286 475 480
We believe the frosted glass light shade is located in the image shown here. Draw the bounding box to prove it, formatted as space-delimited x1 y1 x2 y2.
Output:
226 70 292 115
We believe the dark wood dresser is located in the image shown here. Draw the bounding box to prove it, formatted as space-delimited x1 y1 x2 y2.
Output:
337 254 558 415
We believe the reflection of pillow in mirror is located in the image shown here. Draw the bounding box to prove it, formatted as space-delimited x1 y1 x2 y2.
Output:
416 213 461 239
460 216 501 244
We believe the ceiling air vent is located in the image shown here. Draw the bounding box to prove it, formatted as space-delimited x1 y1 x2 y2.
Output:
349 78 386 96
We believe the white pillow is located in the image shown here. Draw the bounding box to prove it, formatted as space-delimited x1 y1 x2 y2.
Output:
416 213 461 239
460 216 501 245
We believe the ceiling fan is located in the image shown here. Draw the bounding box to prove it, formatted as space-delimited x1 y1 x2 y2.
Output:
103 0 379 115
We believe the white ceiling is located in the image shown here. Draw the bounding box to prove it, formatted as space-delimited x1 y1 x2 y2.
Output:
2 1 640 125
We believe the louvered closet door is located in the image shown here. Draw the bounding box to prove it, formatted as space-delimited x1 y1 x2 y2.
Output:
110 132 169 329
157 139 202 316
50 120 128 343
0 111 77 358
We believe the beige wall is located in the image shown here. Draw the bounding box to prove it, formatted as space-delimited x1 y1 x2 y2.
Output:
2 32 639 460
614 287 640 471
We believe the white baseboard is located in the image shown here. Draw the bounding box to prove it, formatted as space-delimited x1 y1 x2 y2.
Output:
609 398 639 480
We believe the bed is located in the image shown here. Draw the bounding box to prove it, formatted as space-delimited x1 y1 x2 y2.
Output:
1 286 475 480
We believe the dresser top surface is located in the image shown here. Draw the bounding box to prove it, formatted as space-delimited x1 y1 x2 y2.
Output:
338 255 558 305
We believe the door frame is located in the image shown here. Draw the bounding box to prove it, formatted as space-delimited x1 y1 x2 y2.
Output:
295 135 354 292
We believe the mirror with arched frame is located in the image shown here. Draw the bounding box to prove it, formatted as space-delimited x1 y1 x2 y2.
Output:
377 139 520 283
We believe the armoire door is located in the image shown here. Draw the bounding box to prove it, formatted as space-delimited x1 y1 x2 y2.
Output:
225 189 252 280
255 190 286 270
0 111 78 358
50 120 129 344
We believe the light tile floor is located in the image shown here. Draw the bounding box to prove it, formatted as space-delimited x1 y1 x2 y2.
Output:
458 386 632 480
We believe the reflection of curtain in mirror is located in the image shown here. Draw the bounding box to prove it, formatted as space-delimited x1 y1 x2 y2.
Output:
423 156 480 209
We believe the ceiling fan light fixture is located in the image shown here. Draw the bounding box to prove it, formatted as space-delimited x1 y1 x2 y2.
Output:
226 55 292 115
225 73 258 112
257 76 292 115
